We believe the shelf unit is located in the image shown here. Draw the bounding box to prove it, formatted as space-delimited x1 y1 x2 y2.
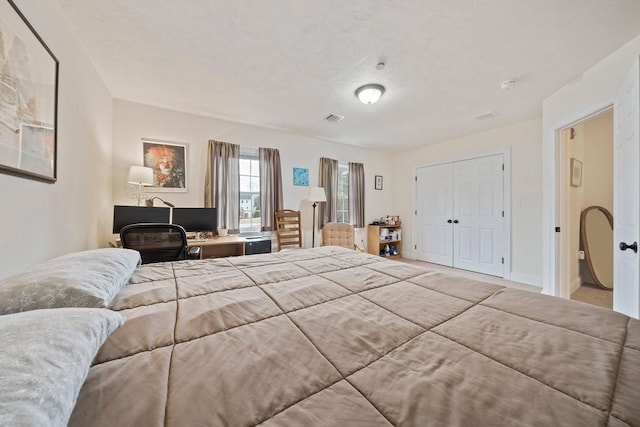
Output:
367 223 402 259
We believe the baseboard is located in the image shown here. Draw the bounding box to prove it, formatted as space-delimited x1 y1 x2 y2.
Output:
509 272 543 288
570 276 582 295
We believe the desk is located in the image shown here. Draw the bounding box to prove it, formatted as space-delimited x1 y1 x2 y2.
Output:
187 236 271 259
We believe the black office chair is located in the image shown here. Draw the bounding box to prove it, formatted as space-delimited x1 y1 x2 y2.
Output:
120 223 201 264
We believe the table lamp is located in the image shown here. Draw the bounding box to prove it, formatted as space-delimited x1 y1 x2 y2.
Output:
128 166 154 206
307 187 327 248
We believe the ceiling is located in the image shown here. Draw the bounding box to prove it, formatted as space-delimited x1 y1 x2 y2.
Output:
57 0 640 152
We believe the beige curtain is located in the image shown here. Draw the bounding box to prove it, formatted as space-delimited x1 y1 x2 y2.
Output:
204 140 240 233
259 147 283 231
318 157 338 229
349 162 365 228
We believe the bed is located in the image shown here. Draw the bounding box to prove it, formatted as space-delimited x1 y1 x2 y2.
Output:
1 246 638 426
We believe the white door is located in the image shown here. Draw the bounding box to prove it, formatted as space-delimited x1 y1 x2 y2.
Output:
613 56 640 319
453 155 504 276
416 155 504 276
416 163 454 266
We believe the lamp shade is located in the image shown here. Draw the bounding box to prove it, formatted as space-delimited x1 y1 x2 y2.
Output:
355 84 385 104
307 187 327 202
127 166 154 186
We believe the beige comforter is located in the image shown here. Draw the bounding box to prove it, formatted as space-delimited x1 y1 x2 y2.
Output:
70 247 639 426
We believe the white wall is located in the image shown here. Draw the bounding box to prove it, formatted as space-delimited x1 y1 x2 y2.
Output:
390 117 543 285
112 100 393 249
542 35 640 298
0 0 113 279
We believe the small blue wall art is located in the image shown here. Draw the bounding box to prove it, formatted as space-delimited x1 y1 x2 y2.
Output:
293 167 309 186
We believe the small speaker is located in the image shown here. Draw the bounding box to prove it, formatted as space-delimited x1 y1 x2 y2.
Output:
245 238 271 255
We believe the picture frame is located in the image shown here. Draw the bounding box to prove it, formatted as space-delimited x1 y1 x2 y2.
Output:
142 139 188 192
293 167 309 186
375 175 383 190
570 158 582 188
0 0 59 183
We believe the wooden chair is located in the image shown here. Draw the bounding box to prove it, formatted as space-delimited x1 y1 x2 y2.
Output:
274 210 302 250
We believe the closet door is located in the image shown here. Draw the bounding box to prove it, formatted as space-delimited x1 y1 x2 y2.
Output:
453 155 504 276
416 163 454 266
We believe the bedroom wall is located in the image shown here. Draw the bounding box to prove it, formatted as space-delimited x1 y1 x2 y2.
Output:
111 100 393 249
0 0 113 279
390 117 543 286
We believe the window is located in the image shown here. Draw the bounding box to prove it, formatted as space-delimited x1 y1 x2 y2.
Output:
239 148 261 232
336 162 350 223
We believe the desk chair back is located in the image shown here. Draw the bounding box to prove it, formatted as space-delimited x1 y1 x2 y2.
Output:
120 223 189 264
274 210 302 250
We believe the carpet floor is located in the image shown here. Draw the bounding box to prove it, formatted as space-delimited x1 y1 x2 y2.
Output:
570 283 613 310
398 258 614 311
397 258 541 293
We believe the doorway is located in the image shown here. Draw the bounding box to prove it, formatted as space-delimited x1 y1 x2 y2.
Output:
561 109 614 310
545 56 640 320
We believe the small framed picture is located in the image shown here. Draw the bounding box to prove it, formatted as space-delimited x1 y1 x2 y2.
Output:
570 158 582 188
375 175 383 190
293 167 309 186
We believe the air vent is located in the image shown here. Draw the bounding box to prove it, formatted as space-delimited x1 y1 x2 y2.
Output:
473 110 499 121
325 114 344 123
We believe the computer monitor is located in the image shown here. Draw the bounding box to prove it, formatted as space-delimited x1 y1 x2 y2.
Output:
172 207 218 233
112 206 171 233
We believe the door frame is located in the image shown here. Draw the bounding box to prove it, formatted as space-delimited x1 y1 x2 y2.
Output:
412 147 511 279
552 106 613 300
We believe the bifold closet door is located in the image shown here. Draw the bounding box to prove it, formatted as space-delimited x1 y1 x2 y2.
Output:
416 154 504 276
416 163 454 266
452 155 504 276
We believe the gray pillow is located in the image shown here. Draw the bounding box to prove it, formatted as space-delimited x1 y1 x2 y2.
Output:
0 307 124 427
0 248 140 315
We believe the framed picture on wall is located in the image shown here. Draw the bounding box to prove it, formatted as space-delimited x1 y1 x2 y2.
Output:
142 139 188 192
293 167 309 186
0 0 59 183
375 175 383 190
570 158 582 188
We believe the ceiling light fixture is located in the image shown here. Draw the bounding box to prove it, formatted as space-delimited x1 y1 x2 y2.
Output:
355 84 385 104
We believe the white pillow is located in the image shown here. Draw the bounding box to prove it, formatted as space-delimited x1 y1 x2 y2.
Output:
0 248 140 315
0 307 124 426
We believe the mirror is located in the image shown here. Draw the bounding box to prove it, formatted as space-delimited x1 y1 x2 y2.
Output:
580 206 613 289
